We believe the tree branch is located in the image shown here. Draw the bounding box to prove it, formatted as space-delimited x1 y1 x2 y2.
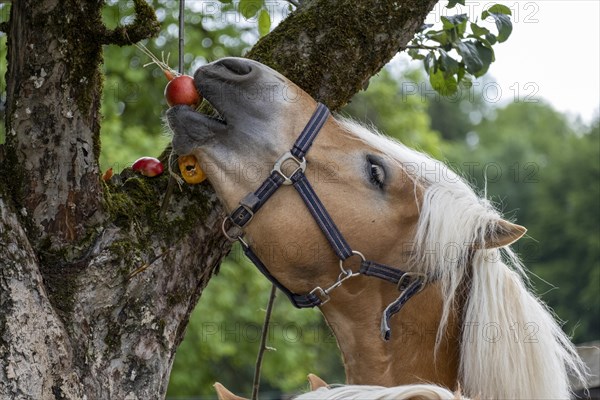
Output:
99 0 160 45
246 0 439 111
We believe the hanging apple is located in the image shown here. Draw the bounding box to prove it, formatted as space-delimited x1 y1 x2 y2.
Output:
164 75 202 108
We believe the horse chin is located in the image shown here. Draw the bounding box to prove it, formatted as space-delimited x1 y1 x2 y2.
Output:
166 104 227 156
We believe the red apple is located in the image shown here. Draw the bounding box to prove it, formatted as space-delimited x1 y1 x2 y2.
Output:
132 157 164 177
164 75 202 107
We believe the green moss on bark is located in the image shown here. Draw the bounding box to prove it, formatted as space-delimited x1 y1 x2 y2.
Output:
246 0 439 110
102 169 215 244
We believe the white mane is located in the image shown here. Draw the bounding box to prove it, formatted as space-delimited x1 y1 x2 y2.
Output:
295 383 468 399
338 118 588 399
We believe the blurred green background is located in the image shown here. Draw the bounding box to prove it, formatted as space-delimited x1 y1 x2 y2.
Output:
1 1 598 399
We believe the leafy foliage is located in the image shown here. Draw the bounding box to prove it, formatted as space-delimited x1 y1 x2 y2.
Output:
343 68 444 157
407 3 512 95
235 0 275 37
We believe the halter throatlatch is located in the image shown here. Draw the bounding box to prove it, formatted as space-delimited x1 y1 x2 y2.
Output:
222 103 427 340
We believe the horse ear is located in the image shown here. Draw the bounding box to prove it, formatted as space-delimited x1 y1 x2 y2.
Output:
214 383 248 400
307 373 329 390
483 219 527 249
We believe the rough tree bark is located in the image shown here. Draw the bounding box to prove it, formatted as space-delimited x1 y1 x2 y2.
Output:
0 0 437 398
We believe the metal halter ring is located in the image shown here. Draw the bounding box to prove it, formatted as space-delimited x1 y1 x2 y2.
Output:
339 250 365 276
221 217 245 243
272 151 307 185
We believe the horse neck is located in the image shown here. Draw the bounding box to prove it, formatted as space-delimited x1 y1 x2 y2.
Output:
319 277 462 388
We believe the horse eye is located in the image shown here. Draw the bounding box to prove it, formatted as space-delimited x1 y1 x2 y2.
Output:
367 156 386 189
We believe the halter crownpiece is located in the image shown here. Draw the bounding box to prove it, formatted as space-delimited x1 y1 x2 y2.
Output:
222 103 427 340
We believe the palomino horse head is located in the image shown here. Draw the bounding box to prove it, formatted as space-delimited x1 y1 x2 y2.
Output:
167 58 587 399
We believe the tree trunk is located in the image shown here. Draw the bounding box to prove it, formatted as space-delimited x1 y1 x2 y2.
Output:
0 0 436 398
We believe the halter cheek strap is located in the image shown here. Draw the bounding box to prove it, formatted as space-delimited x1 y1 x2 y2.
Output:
222 103 427 341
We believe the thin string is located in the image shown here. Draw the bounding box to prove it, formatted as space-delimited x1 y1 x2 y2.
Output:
178 0 185 74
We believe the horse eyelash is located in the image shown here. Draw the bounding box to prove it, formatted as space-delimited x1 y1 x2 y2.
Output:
367 155 386 189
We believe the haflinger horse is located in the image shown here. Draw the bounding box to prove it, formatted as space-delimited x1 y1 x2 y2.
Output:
167 58 587 399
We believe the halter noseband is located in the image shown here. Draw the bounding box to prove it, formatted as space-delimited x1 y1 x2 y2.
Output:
222 103 427 340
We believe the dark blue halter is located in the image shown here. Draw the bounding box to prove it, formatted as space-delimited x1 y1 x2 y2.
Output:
222 103 427 340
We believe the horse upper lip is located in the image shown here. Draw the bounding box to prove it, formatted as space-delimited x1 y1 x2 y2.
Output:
193 59 254 124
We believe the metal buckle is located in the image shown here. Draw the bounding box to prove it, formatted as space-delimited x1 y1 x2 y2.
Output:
397 271 428 293
272 151 307 185
309 287 331 305
339 250 365 276
231 204 254 227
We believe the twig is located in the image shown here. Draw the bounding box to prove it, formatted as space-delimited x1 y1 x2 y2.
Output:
159 175 176 218
98 0 160 45
252 285 277 400
404 44 440 50
126 248 171 280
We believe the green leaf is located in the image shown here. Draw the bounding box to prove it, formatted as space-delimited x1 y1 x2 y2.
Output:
457 63 466 83
456 19 468 37
429 68 458 95
456 40 494 77
441 16 454 30
258 8 271 37
485 4 512 16
470 22 490 38
477 37 496 58
239 0 263 19
485 33 497 45
448 14 468 26
442 14 467 30
428 30 449 46
408 48 425 60
424 51 436 73
447 0 465 8
491 13 512 42
439 49 459 77
482 5 513 42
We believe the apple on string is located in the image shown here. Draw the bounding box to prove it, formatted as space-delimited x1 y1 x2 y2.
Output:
135 43 207 184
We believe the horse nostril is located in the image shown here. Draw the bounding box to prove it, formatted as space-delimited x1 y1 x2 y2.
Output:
218 58 252 76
